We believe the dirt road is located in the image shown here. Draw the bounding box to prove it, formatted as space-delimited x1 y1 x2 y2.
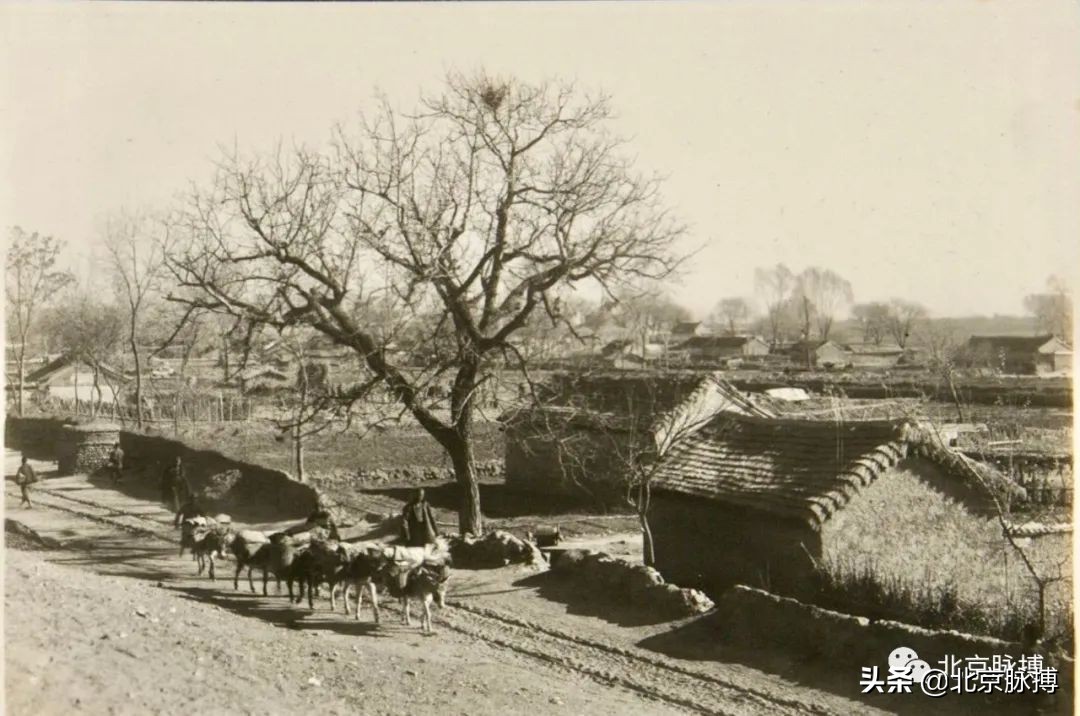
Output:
4 457 886 715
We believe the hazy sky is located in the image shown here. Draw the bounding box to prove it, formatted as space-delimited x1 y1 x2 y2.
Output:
3 1 1078 320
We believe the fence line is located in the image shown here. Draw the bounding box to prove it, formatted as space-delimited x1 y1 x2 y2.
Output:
41 394 254 424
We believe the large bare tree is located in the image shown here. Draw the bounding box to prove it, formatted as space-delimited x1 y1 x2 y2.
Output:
612 285 691 360
795 266 853 340
754 263 794 345
1024 274 1072 342
851 301 890 345
5 227 74 415
42 290 125 416
708 297 752 336
104 210 174 429
167 73 684 534
886 298 927 349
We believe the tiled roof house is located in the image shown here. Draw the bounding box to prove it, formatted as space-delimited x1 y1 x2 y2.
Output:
647 414 1052 606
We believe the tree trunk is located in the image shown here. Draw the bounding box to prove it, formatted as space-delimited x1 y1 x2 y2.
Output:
131 331 143 430
447 360 483 536
449 438 483 536
640 512 656 567
15 351 25 417
221 335 230 384
293 361 308 483
294 425 305 483
91 367 100 418
947 371 966 423
638 476 656 566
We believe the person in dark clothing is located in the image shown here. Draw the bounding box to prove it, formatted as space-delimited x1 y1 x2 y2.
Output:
174 497 206 527
15 456 37 508
304 499 340 541
401 488 439 547
108 443 124 484
161 457 190 513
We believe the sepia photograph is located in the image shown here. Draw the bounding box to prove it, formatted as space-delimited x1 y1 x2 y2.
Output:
2 2 1077 714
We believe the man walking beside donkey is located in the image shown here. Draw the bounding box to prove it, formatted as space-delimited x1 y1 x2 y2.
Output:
161 456 192 515
401 488 440 547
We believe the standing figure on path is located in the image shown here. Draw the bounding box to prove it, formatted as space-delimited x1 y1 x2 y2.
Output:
401 488 439 547
174 496 206 527
161 456 190 514
15 456 37 508
108 442 124 484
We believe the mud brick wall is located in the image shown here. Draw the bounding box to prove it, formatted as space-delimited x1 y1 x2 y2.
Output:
5 416 317 522
539 367 1072 408
119 431 317 521
540 371 704 414
649 492 819 597
503 415 642 508
4 416 74 461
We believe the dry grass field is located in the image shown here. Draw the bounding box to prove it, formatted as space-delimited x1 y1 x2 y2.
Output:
163 419 505 477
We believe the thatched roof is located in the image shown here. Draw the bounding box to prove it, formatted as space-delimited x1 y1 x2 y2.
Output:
652 413 1022 528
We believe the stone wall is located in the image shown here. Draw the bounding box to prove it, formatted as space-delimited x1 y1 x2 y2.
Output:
715 585 1073 702
57 424 120 476
311 460 502 488
550 549 714 619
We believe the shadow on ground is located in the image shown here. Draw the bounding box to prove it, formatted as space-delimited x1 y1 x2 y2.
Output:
507 570 671 628
638 613 1067 716
358 482 607 520
43 537 184 584
80 464 292 526
169 584 437 640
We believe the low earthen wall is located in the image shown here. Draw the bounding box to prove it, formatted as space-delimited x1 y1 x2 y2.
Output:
715 585 1073 696
4 416 74 461
5 416 317 521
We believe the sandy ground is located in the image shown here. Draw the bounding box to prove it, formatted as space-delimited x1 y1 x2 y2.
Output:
7 450 1049 715
4 546 682 716
2 468 680 715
